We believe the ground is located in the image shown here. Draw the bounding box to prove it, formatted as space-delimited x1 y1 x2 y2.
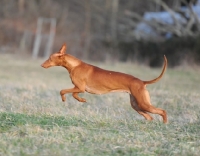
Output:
0 54 200 156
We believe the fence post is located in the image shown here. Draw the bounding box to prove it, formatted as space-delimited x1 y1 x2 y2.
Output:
32 17 56 59
44 19 56 58
32 18 43 58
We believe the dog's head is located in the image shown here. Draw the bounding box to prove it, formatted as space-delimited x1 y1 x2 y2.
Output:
41 43 67 68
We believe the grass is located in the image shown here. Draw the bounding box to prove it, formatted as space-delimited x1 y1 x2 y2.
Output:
0 54 200 155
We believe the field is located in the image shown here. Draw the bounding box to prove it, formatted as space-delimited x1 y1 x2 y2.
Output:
0 54 200 156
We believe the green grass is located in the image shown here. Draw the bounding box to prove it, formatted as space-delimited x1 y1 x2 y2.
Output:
0 54 200 156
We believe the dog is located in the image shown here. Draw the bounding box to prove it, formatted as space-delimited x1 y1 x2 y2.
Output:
41 44 168 123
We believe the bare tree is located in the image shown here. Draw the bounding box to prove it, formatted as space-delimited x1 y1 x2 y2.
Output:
18 0 25 14
122 0 200 41
111 0 119 40
83 0 91 60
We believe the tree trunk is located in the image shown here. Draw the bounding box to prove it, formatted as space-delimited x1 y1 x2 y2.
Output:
111 0 119 40
18 0 25 14
83 0 91 60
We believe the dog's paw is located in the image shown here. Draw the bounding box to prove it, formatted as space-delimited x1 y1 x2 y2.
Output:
61 95 66 102
79 98 86 102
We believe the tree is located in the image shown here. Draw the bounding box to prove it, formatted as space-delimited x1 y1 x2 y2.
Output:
122 0 200 41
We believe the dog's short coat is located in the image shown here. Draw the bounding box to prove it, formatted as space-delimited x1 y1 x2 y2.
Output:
41 44 168 123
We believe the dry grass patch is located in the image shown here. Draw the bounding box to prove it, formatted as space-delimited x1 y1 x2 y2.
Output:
0 54 200 155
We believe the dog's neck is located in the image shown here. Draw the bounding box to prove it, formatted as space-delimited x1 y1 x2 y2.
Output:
62 54 82 73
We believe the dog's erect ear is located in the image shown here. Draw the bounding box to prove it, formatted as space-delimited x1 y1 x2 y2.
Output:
59 43 67 54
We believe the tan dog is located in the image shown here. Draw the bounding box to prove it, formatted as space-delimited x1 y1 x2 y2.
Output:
41 44 168 123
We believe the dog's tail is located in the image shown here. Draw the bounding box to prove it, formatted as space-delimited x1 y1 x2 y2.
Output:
143 55 167 85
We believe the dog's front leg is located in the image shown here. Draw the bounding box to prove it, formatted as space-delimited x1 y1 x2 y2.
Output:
72 92 86 102
60 86 86 102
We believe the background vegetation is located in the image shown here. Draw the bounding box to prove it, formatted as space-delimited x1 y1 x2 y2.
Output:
1 0 200 66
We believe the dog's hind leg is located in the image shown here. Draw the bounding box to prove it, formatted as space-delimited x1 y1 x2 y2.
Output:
131 88 167 123
142 104 167 123
130 95 153 121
